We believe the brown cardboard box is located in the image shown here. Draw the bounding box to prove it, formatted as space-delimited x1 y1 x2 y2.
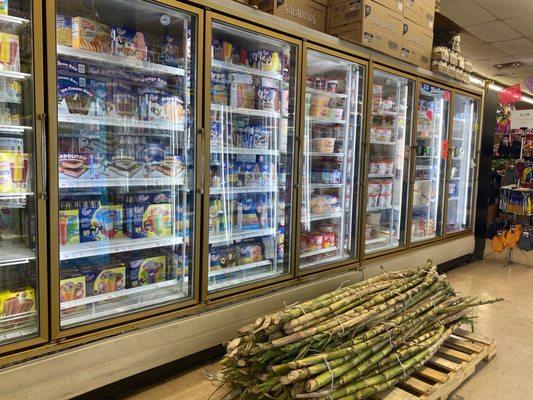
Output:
330 0 403 13
401 19 433 69
403 0 435 30
255 0 327 32
329 0 403 58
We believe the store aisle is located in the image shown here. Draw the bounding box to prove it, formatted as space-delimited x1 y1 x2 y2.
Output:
120 258 533 400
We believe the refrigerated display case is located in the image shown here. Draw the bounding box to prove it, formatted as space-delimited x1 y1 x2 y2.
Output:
446 93 479 234
411 83 450 243
51 0 198 329
298 48 364 270
365 70 414 255
0 0 45 347
205 18 297 293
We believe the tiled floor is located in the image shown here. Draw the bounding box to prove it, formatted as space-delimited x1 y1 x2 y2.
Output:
122 257 533 400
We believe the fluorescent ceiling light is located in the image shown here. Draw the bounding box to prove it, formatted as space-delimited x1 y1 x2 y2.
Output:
488 83 533 105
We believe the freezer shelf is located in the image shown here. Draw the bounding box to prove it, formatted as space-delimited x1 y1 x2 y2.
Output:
59 175 184 188
210 228 276 244
211 104 282 119
0 241 35 266
210 186 277 194
209 260 271 278
211 146 280 156
301 246 338 258
208 269 284 292
60 235 184 260
0 124 32 133
58 113 184 131
211 59 283 81
57 45 185 76
302 212 343 222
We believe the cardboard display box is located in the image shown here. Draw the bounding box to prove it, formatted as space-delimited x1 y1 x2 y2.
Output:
329 0 403 14
403 0 435 30
254 0 327 32
401 18 433 68
328 0 403 58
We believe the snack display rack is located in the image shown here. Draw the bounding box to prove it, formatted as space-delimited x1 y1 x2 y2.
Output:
411 83 450 243
52 0 197 329
446 92 479 234
364 70 414 255
299 47 363 270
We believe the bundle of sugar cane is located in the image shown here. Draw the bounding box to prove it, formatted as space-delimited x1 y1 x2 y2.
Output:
220 260 502 400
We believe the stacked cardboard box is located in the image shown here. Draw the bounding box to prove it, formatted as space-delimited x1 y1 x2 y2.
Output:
253 0 328 32
431 46 473 83
327 0 435 69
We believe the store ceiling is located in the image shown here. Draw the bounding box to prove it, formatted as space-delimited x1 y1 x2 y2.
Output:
440 0 533 94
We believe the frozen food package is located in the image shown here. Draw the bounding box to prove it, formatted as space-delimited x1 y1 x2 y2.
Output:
56 14 72 46
0 33 19 72
72 17 111 54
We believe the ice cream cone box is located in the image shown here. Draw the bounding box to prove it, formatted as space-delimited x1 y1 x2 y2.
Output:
125 192 172 239
0 287 35 320
59 208 80 245
253 0 327 32
401 18 433 69
72 17 111 54
127 255 167 287
79 204 123 243
0 151 31 193
59 275 86 303
328 0 403 59
403 0 435 30
58 75 94 115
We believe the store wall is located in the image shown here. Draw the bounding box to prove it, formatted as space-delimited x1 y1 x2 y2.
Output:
0 235 474 400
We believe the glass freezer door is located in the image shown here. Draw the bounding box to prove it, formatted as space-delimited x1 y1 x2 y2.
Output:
55 0 197 328
446 94 479 234
365 70 414 255
207 22 297 292
0 0 40 345
411 83 450 243
299 49 363 269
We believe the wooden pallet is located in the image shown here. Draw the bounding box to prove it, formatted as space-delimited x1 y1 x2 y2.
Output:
374 328 497 400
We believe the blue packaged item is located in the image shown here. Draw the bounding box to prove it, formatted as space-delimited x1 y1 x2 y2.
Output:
57 75 93 115
277 226 285 259
79 203 123 243
57 58 86 74
126 192 172 239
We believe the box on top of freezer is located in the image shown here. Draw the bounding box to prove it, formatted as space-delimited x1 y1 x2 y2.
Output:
329 0 403 58
253 0 327 32
401 18 433 69
403 0 435 30
329 0 403 14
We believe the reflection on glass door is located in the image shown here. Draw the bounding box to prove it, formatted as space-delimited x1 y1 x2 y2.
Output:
365 70 413 254
299 49 363 269
446 94 479 234
207 22 296 292
411 83 450 243
55 0 196 328
0 0 40 345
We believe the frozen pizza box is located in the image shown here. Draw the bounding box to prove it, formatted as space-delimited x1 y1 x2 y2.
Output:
401 18 433 69
329 0 403 59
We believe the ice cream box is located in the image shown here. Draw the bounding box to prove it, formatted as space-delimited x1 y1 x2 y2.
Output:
58 153 88 178
157 34 180 67
161 94 184 123
238 241 263 264
79 204 124 243
57 57 86 74
0 33 19 72
72 17 111 54
0 0 8 15
210 245 237 270
56 15 72 47
0 77 21 103
175 204 190 238
111 27 147 61
110 80 137 117
59 208 80 245
256 86 280 112
137 87 166 121
0 151 30 193
230 83 256 109
243 162 261 186
0 287 35 319
277 226 285 258
128 255 167 287
154 155 185 183
58 75 93 115
59 275 86 302
88 265 126 296
126 192 172 239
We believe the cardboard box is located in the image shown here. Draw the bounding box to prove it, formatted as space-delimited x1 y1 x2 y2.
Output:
72 17 111 54
255 0 327 32
330 0 403 12
329 0 403 58
403 0 435 30
401 19 433 69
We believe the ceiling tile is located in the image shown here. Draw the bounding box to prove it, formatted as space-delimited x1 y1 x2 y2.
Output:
473 0 533 19
466 21 522 42
441 0 497 27
459 32 486 50
505 15 533 38
492 38 533 56
462 43 506 60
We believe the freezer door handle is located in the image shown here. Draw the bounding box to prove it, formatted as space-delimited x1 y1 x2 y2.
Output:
38 113 47 200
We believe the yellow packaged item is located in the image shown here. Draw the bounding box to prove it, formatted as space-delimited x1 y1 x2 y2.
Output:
0 287 35 318
0 33 20 72
72 17 111 54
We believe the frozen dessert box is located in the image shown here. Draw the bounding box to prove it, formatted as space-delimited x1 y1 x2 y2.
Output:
72 17 111 54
